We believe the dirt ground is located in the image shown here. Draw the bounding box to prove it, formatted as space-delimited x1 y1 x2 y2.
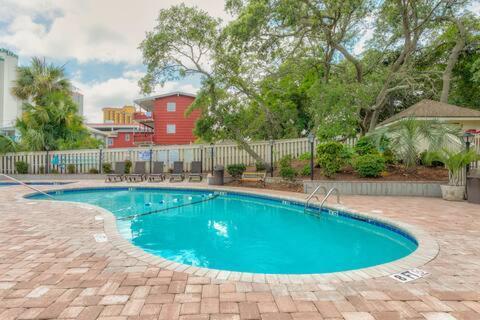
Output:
289 160 448 182
226 161 449 192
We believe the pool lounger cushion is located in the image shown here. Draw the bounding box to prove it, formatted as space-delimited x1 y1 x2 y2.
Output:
148 161 166 182
125 174 145 182
169 161 185 182
125 162 147 182
188 161 203 182
105 162 127 183
105 174 124 182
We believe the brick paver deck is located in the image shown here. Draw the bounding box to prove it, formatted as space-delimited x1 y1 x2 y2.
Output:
0 180 479 320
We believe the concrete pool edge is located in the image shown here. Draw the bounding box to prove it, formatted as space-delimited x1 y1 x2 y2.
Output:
21 184 439 284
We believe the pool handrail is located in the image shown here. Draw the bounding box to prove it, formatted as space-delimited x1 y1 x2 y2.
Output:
0 174 55 199
304 185 328 211
319 187 341 209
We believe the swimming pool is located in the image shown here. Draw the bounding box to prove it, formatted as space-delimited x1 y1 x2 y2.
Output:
28 187 418 274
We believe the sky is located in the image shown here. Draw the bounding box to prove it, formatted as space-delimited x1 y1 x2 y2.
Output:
0 0 230 122
1 1 479 123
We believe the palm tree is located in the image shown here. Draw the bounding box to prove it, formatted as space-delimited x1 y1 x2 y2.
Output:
12 57 71 104
370 118 462 169
426 149 480 186
0 134 17 154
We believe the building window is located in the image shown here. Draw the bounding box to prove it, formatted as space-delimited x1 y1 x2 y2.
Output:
107 138 113 146
167 102 176 112
125 134 130 141
167 124 176 134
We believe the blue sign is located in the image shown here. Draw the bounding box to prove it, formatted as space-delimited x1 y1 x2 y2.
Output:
139 151 151 161
51 155 59 165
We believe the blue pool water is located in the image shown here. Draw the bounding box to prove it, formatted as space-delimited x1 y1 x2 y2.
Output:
28 188 417 274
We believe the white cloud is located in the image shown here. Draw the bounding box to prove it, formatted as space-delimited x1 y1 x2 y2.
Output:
0 0 223 123
75 70 199 122
0 0 229 64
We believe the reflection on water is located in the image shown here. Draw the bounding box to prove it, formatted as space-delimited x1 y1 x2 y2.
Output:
32 188 417 274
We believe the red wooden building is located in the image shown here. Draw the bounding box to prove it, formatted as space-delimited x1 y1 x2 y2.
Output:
86 123 139 149
132 92 201 146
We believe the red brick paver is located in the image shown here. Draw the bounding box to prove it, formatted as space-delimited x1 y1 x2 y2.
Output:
0 181 479 319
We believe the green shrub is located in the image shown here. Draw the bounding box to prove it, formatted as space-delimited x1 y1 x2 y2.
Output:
420 151 443 167
279 166 297 181
125 160 132 174
298 152 311 161
354 136 378 155
102 162 113 174
50 168 59 174
15 161 28 174
67 164 76 174
299 164 311 176
89 168 100 174
382 149 396 165
278 155 297 181
38 166 45 174
255 161 267 172
227 163 246 178
316 142 351 177
353 154 386 178
278 154 293 168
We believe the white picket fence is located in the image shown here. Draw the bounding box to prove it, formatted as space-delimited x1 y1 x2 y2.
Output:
1 137 353 174
470 135 480 170
2 135 477 176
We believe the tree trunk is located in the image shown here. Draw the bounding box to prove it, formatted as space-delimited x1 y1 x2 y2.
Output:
332 43 363 83
233 133 266 165
440 18 466 103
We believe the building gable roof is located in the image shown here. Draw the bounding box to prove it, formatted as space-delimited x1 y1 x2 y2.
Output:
134 91 196 110
379 99 480 126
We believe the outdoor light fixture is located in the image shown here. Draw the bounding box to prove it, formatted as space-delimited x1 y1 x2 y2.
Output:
463 132 474 150
308 133 315 181
269 139 275 177
463 132 474 173
45 145 50 174
99 145 104 173
210 143 214 173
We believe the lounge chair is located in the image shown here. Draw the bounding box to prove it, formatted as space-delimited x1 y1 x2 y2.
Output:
169 161 185 182
125 161 146 182
188 161 203 182
105 162 126 182
148 161 166 182
240 171 266 187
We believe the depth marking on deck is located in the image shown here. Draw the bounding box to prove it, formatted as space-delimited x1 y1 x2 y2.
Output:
94 233 108 243
390 268 429 283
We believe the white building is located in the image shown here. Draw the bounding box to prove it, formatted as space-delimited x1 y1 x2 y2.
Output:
71 86 84 117
0 48 22 137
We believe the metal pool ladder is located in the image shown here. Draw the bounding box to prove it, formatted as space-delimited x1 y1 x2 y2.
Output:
304 186 340 212
0 174 55 199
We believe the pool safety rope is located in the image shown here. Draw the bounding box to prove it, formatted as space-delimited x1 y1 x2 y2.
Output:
118 193 220 221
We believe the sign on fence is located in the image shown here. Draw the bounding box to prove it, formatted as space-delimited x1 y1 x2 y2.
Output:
138 151 151 161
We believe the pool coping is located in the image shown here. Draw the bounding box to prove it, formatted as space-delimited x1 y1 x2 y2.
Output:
19 183 439 284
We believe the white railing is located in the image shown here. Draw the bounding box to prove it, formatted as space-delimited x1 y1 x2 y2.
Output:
0 137 318 174
1 134 477 176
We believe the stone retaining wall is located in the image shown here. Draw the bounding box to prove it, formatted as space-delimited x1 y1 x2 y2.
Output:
304 180 444 197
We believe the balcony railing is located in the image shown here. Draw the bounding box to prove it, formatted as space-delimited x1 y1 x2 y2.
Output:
133 112 153 121
133 132 154 144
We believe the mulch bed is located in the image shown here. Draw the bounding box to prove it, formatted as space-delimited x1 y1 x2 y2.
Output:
289 160 448 182
225 162 448 193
